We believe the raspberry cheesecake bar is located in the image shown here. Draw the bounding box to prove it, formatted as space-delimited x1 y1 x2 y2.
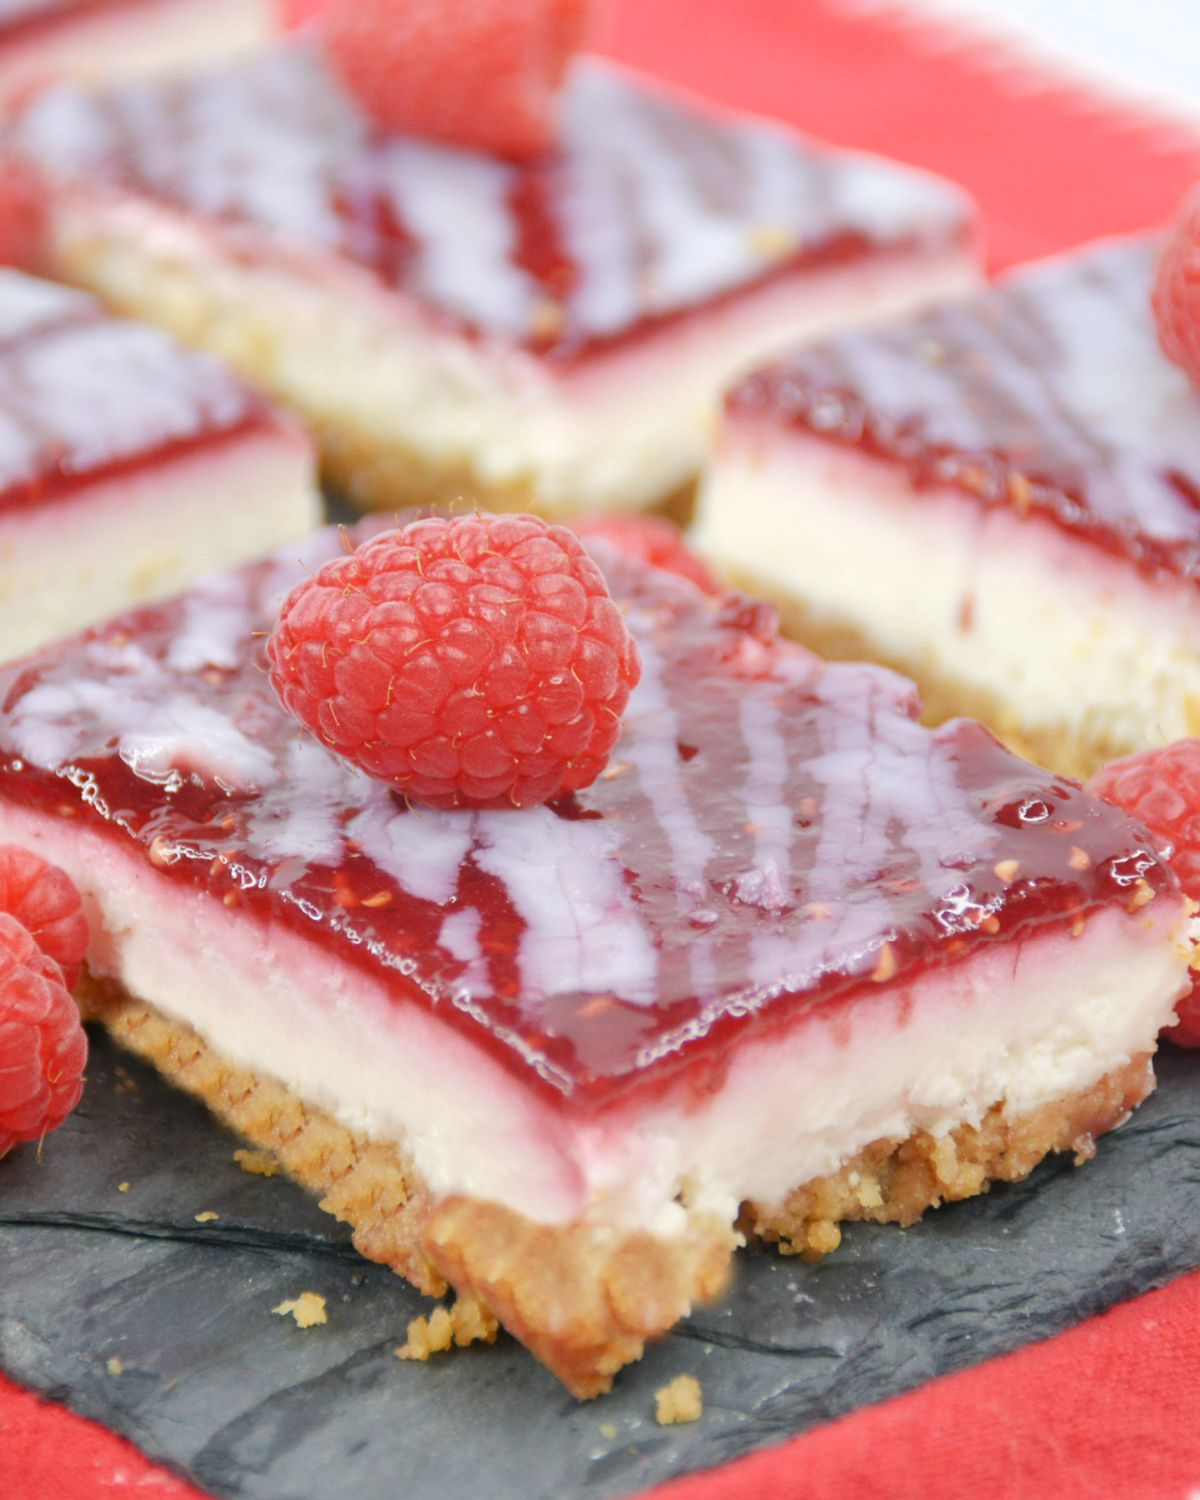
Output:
0 524 1187 1394
697 236 1200 779
0 267 318 660
0 0 277 107
0 41 976 515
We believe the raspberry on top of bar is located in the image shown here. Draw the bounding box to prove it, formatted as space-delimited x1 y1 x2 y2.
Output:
0 523 1178 1108
4 43 971 361
727 237 1200 582
0 268 279 512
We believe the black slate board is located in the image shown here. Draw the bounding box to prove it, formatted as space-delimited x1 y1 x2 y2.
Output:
2 1030 1199 1500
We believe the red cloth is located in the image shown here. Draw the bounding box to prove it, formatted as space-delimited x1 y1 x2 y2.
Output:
0 1373 204 1497
647 1267 1200 1500
597 0 1200 271
6 2 1200 1496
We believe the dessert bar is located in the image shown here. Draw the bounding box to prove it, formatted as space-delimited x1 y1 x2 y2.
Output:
1 42 977 514
0 267 319 659
697 236 1199 778
0 521 1187 1392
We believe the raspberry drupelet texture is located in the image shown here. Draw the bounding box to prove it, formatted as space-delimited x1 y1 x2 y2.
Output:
1153 184 1200 390
1092 740 1200 1045
0 845 89 992
0 911 87 1157
267 513 642 809
572 514 722 597
320 0 595 159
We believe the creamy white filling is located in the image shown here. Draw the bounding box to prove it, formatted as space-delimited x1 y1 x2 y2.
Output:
696 433 1200 755
0 0 275 103
41 191 978 513
0 426 319 661
1 804 1187 1240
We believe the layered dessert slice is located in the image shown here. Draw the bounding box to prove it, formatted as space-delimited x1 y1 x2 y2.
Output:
0 0 277 108
0 42 977 515
0 267 319 660
0 525 1188 1394
697 236 1200 780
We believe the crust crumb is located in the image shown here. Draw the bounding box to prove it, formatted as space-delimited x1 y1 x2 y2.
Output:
194 1211 219 1224
234 1148 280 1178
396 1294 501 1363
747 223 795 259
655 1373 702 1425
274 1292 327 1329
117 1181 130 1193
106 1357 124 1377
600 1422 618 1440
398 1306 454 1361
114 1065 138 1095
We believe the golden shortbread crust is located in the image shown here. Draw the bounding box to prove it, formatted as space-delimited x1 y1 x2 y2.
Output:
79 972 1154 1395
77 972 733 1398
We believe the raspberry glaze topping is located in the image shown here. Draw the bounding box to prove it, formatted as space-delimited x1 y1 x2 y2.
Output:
0 269 282 517
727 238 1200 585
4 45 971 360
0 525 1175 1109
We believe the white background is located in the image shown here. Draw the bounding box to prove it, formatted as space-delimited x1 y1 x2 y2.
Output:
867 0 1200 114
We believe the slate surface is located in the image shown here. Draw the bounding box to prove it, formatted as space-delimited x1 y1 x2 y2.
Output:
1 1033 1198 1500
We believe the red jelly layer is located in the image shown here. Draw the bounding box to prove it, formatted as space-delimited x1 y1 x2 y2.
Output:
726 237 1200 587
0 525 1175 1110
0 268 284 516
2 44 971 363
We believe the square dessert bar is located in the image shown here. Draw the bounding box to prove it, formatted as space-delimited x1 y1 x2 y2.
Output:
0 267 319 660
0 0 277 107
698 236 1200 779
0 524 1187 1394
0 42 977 516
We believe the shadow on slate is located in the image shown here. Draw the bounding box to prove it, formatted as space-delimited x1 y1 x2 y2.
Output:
2 1031 1200 1500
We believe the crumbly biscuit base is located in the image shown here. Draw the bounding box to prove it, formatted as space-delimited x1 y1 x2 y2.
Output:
744 1053 1153 1257
78 971 1153 1393
76 972 734 1398
719 566 1130 780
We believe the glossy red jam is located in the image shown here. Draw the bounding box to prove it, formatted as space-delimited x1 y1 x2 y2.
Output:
727 238 1200 586
0 525 1175 1110
3 44 972 363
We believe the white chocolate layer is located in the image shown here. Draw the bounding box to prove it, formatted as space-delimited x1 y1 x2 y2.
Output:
1 803 1186 1239
37 190 977 513
0 425 319 661
0 0 275 107
696 431 1200 758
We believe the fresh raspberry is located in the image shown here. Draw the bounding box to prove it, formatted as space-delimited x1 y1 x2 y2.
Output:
319 0 596 159
1091 741 1200 1045
277 0 324 27
1153 185 1200 389
0 845 88 992
267 513 642 809
572 515 722 597
0 912 87 1158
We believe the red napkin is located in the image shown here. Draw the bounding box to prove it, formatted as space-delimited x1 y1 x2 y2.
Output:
5 2 1200 1497
646 1265 1200 1500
